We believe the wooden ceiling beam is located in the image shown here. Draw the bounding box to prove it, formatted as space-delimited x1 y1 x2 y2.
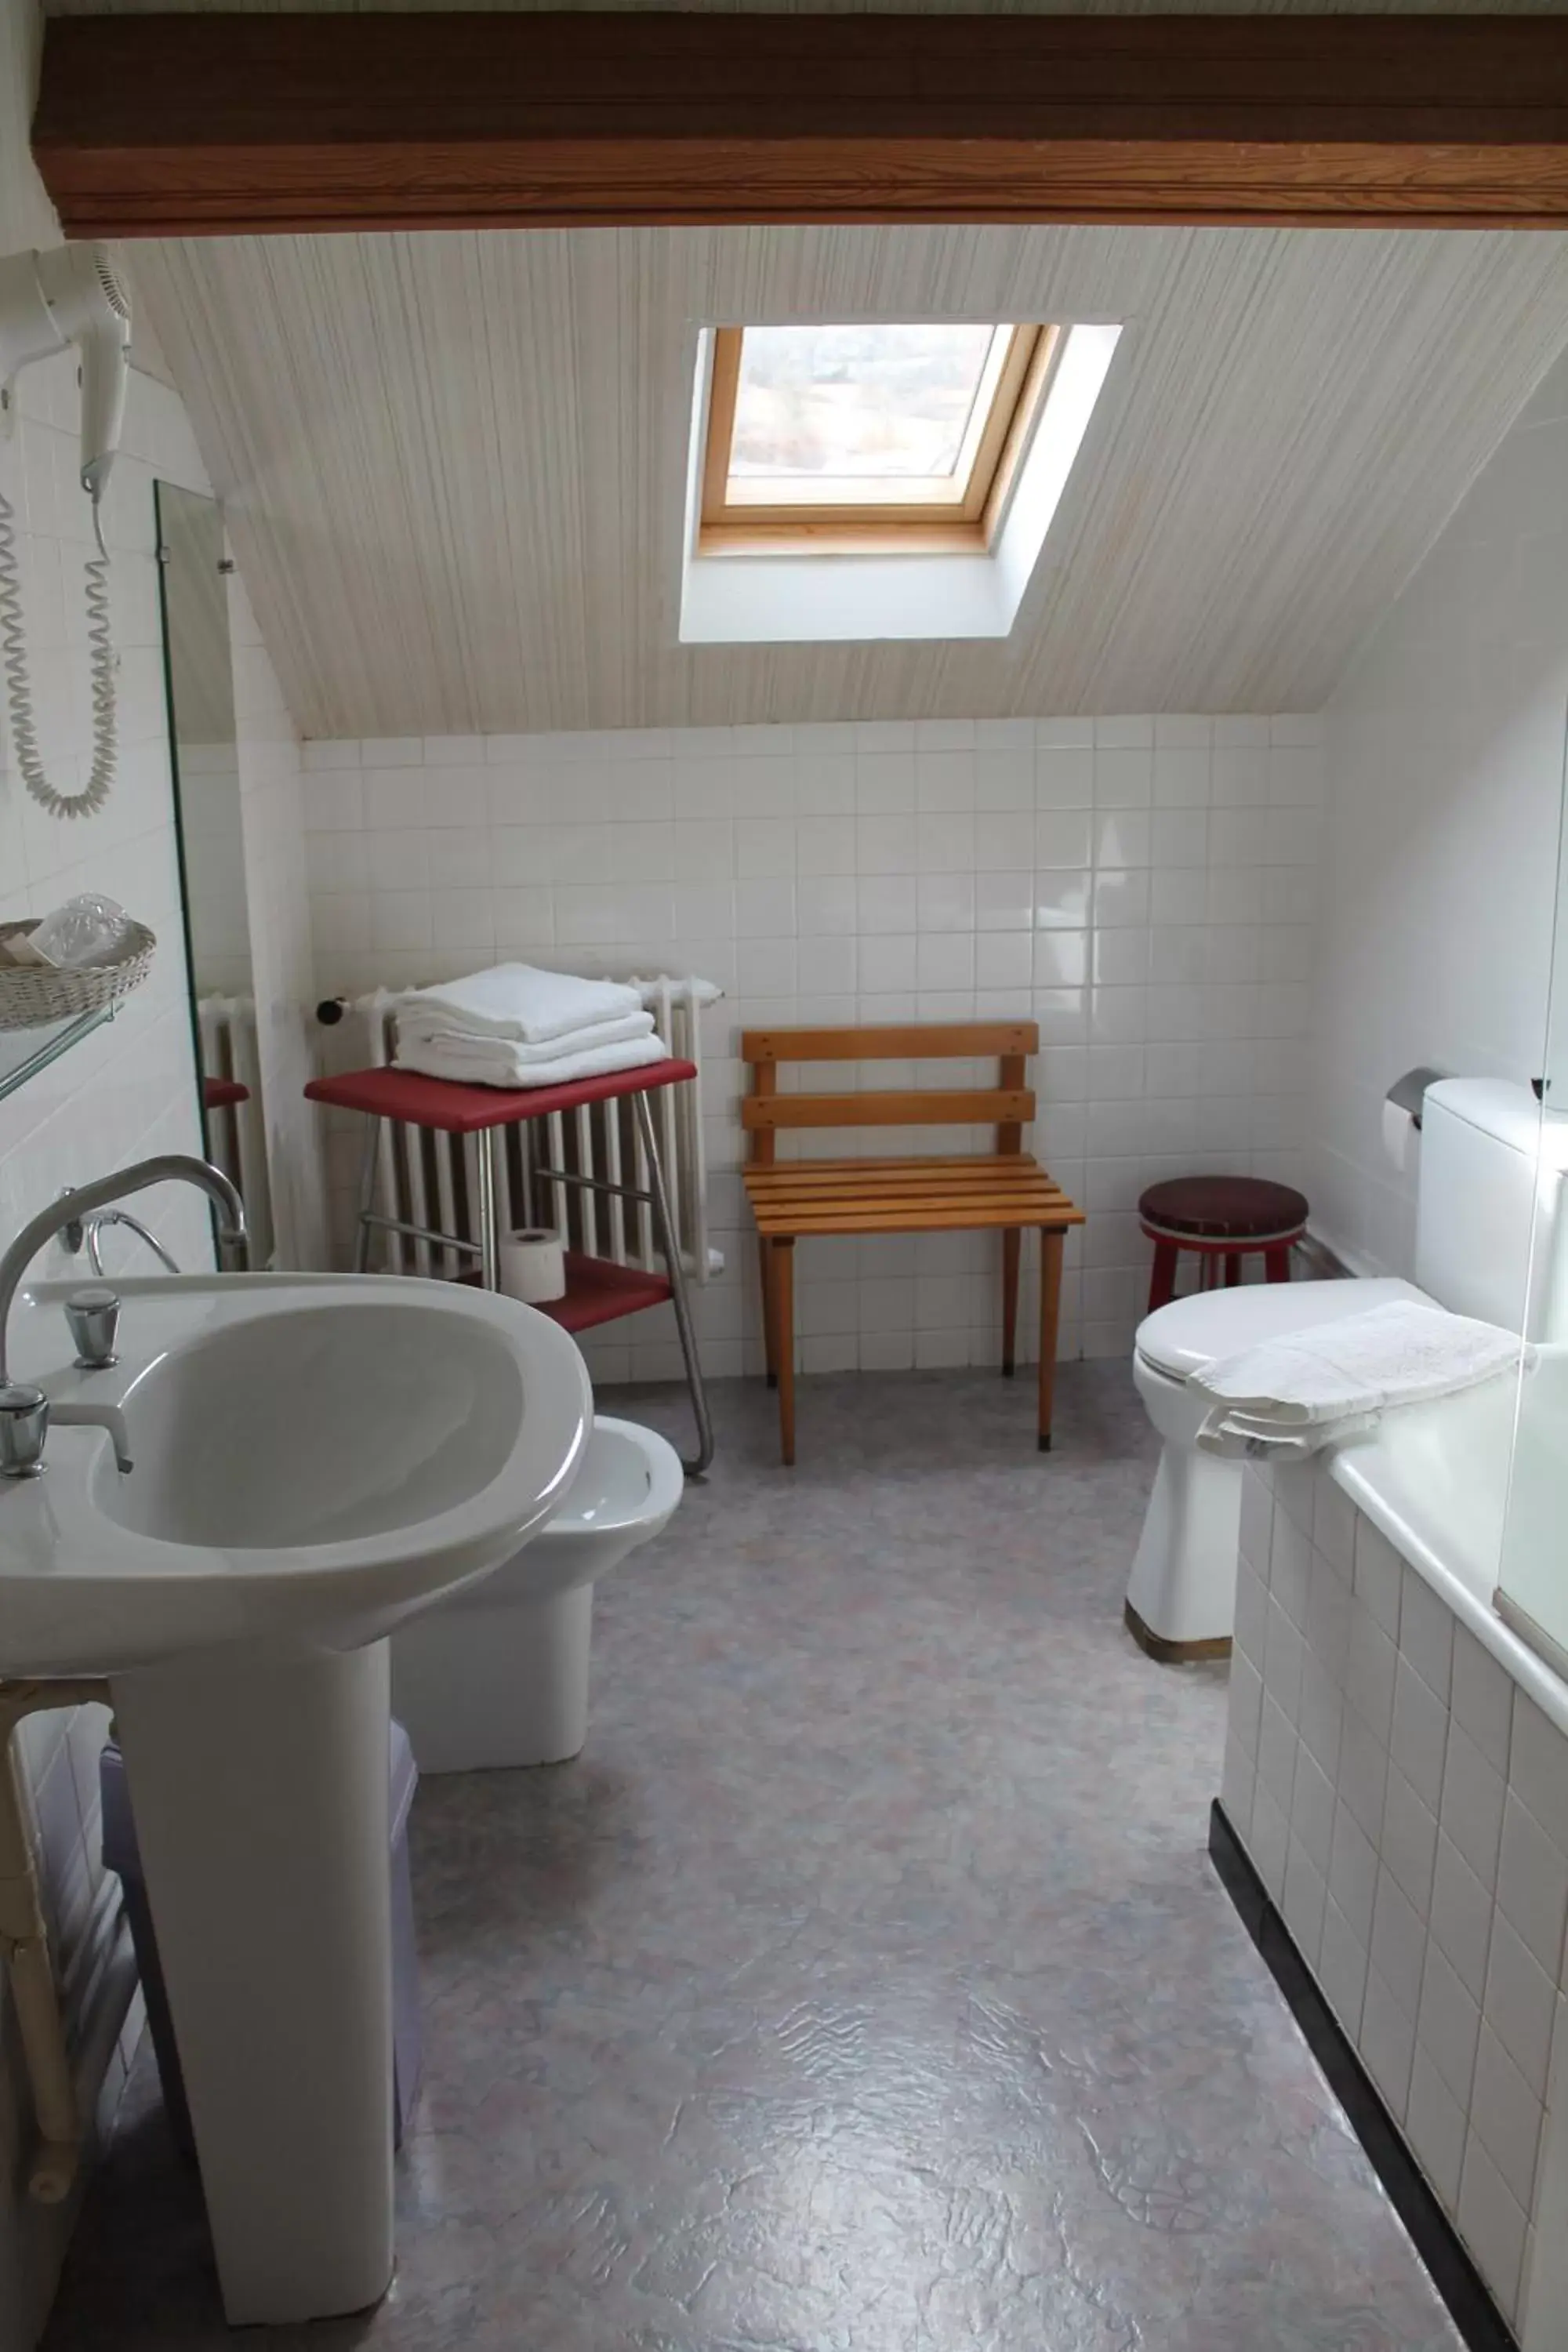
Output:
33 11 1568 239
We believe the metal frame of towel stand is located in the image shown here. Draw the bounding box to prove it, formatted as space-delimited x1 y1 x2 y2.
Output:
528 1105 713 1467
307 1060 714 1477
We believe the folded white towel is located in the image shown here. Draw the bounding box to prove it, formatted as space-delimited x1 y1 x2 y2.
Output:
395 1030 669 1091
397 1007 655 1064
1196 1409 1381 1462
397 963 644 1046
1193 1299 1527 1460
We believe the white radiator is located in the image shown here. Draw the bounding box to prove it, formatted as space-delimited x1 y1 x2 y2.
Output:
197 993 274 1266
337 977 720 1286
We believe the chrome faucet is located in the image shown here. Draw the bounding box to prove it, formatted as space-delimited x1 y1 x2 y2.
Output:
0 1156 247 1478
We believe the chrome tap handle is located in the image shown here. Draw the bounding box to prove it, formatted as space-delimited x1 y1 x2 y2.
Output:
0 1384 49 1478
65 1286 120 1369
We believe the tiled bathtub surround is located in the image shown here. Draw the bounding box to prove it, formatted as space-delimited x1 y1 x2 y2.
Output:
303 714 1323 1370
1221 1455 1568 2338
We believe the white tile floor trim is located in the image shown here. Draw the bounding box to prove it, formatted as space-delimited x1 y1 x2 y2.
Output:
1221 1457 1568 2343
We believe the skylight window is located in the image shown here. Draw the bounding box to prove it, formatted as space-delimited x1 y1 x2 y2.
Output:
680 321 1123 644
699 322 1061 553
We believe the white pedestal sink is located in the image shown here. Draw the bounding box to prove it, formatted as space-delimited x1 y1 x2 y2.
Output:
0 1271 591 2325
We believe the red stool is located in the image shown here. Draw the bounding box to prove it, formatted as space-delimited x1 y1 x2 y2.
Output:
1138 1175 1308 1314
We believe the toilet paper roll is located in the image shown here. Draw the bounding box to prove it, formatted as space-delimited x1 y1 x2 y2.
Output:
499 1228 567 1304
1381 1097 1416 1176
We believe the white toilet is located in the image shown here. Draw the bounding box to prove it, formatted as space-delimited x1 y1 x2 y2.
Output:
391 1414 684 1771
1126 1080 1568 1658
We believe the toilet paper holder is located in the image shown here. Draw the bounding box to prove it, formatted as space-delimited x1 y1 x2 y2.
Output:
1386 1065 1450 1132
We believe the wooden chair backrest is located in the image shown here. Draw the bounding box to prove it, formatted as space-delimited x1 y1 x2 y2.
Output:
740 1020 1039 1167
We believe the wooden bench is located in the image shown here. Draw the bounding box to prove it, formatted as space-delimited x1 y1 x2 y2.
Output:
741 1021 1085 1465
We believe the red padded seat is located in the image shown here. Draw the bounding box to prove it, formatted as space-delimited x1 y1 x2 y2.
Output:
1138 1174 1308 1312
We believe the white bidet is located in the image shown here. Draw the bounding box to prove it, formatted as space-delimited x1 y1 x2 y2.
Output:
390 1414 684 1771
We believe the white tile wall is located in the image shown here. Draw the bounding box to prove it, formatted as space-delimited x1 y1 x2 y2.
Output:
1222 1457 1568 2333
0 343 214 2347
1311 347 1568 1279
303 713 1323 1373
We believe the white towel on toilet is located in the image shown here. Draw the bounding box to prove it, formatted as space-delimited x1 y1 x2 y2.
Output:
1192 1299 1527 1459
1194 1408 1382 1462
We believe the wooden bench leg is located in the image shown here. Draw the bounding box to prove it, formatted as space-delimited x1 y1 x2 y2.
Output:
771 1239 797 1466
759 1237 779 1388
1037 1227 1065 1454
1001 1228 1021 1377
1265 1243 1293 1285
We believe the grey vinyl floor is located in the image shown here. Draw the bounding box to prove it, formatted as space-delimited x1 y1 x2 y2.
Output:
44 1364 1460 2350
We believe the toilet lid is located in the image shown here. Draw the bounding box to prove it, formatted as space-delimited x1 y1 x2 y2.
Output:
1135 1276 1429 1381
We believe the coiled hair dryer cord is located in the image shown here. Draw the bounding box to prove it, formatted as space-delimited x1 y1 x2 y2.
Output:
0 484 116 820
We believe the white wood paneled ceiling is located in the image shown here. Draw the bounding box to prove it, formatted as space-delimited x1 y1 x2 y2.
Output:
134 221 1568 736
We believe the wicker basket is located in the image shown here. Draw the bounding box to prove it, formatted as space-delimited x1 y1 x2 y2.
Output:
0 919 156 1032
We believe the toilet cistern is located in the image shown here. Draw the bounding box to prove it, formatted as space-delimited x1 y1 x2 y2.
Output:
0 1153 245 1477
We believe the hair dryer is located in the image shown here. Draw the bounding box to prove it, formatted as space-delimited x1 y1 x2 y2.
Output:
0 244 131 503
0 245 132 819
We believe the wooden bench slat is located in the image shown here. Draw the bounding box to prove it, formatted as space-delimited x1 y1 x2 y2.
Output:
751 1198 1076 1225
747 1152 1028 1174
750 1184 1072 1210
753 1193 1075 1218
746 1168 1073 1196
742 1087 1034 1131
746 1174 1075 1210
746 1160 1060 1193
753 1201 1084 1236
744 1021 1038 1064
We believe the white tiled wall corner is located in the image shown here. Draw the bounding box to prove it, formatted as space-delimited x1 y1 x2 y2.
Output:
303 713 1323 1374
1312 345 1568 1280
0 348 214 2349
1221 1457 1568 2329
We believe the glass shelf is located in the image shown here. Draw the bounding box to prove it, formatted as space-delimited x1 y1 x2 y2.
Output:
0 1002 116 1106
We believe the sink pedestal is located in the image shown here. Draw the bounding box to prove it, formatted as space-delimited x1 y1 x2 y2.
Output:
111 1640 394 2325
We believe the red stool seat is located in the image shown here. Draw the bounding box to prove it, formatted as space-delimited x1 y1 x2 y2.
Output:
1139 1175 1308 1242
1138 1175 1308 1313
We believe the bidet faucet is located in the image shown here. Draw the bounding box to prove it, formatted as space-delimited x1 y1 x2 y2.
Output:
70 1206 182 1278
0 1156 247 1475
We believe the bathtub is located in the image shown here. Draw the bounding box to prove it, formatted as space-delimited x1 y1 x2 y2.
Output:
1328 1341 1568 1735
1221 1359 1568 2347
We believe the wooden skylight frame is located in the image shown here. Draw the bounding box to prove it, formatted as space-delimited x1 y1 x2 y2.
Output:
698 323 1062 557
